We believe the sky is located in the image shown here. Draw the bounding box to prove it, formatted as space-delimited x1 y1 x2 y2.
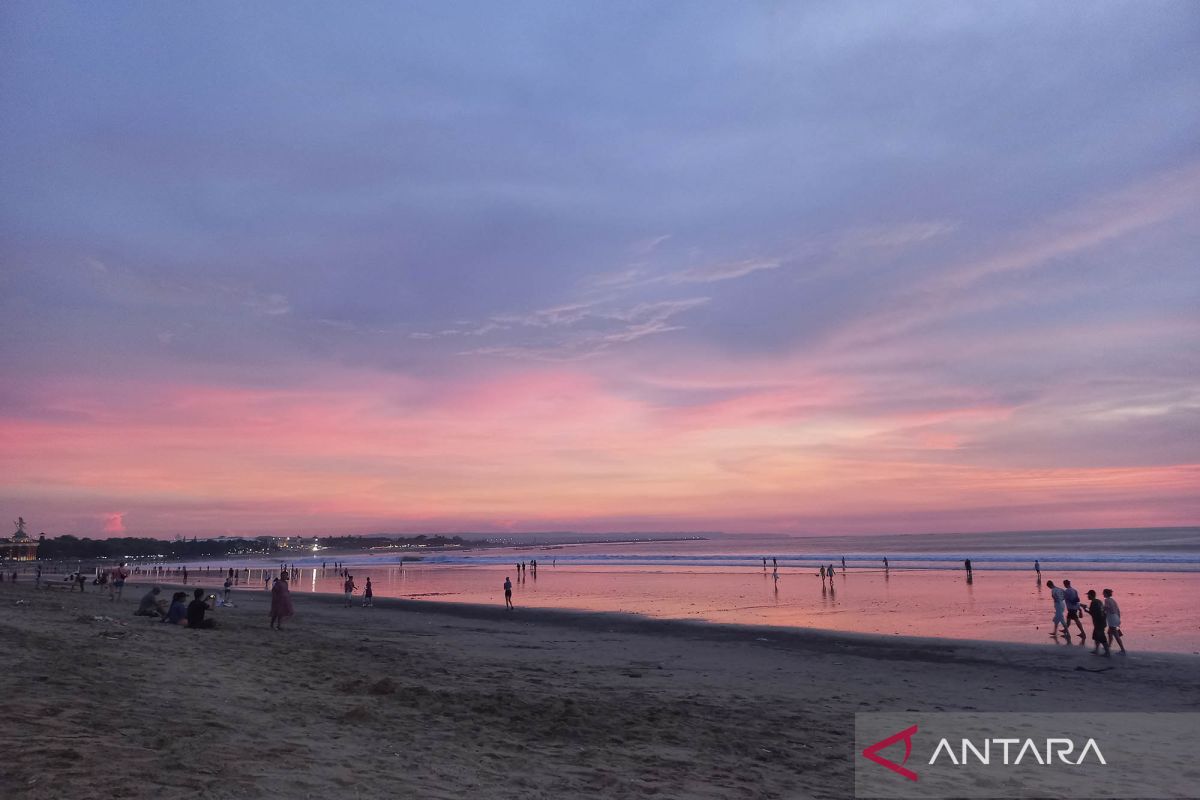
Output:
1 2 1198 539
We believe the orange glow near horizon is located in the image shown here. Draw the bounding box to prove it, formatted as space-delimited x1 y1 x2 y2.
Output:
4 363 1196 538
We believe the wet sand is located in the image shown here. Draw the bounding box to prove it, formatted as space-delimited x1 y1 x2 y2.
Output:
3 580 1198 799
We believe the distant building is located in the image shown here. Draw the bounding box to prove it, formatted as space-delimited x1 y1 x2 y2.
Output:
2 517 40 561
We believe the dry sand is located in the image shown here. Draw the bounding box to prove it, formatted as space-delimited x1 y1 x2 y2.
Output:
3 579 1198 799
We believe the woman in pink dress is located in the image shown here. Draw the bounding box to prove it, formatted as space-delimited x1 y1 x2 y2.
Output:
269 572 294 630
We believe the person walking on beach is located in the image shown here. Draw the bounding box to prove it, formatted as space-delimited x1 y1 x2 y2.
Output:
362 577 373 607
182 566 188 584
763 557 767 570
1102 589 1126 654
772 566 779 584
819 565 826 581
827 564 835 578
1035 560 1041 576
264 572 271 590
1046 580 1068 637
223 577 233 603
343 575 357 607
841 556 846 572
270 574 294 630
1062 580 1086 638
964 559 972 578
109 562 129 601
883 556 889 571
503 577 513 609
1085 590 1109 655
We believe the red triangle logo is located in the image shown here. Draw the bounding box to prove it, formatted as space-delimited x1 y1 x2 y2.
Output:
862 724 919 782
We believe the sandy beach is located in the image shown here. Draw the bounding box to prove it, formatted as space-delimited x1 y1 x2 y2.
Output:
3 579 1198 799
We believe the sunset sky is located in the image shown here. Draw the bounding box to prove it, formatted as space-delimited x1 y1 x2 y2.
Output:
2 3 1197 538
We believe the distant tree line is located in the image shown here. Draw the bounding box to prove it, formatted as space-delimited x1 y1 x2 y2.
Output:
34 535 282 561
32 533 477 561
320 534 471 550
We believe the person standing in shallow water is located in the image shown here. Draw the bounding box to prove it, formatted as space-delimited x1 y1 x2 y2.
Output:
362 577 373 607
964 559 972 578
503 577 513 609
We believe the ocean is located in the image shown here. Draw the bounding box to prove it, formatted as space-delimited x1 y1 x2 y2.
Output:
146 527 1200 654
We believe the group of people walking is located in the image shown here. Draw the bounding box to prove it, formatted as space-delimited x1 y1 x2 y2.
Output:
341 573 373 606
1046 579 1126 655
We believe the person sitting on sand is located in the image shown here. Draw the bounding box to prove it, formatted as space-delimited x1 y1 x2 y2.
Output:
1085 590 1108 655
270 574 294 631
1046 580 1067 637
1062 580 1086 638
163 592 188 625
503 577 513 609
135 587 165 619
186 588 216 629
1102 589 1126 654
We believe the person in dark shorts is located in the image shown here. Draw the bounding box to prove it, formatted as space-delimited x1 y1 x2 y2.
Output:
503 577 513 609
1085 590 1108 655
1062 580 1086 638
187 588 216 629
